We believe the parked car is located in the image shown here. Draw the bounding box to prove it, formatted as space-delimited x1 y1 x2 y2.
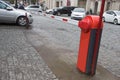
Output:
25 5 42 12
52 6 77 16
71 8 86 20
103 10 120 24
0 0 33 26
46 9 53 14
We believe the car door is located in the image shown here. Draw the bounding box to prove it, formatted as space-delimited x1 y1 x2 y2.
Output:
105 11 111 22
29 6 39 12
109 11 116 22
106 11 115 22
61 7 68 14
0 1 15 23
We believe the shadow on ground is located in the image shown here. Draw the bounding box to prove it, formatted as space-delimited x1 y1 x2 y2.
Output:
0 23 33 29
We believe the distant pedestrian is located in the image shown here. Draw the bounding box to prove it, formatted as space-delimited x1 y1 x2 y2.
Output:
89 9 92 14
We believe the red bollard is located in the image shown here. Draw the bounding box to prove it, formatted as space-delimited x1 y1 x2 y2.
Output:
25 13 29 29
44 13 46 16
51 15 55 18
62 18 68 22
77 15 103 75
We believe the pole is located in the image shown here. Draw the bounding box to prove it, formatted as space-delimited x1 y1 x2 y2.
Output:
15 0 18 8
99 0 106 27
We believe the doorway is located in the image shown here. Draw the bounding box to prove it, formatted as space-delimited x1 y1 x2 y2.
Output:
94 1 98 14
106 2 110 11
56 1 59 7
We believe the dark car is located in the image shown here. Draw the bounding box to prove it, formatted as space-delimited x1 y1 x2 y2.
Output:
53 6 77 16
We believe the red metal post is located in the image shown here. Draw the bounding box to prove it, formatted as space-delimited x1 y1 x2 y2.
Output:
25 13 29 29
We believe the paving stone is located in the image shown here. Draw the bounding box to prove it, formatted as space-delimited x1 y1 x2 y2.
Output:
0 29 58 80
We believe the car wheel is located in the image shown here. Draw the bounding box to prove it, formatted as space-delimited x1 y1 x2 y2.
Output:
113 19 118 25
17 16 28 26
57 12 61 16
103 17 105 22
38 11 42 13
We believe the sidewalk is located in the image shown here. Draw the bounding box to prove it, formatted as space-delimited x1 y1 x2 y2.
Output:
0 29 58 80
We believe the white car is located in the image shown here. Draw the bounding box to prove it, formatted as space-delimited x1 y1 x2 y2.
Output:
46 9 53 14
25 5 42 12
103 10 120 24
71 8 86 20
0 0 33 26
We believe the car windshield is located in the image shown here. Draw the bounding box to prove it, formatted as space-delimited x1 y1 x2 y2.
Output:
0 1 14 9
73 8 85 12
28 5 39 8
115 11 120 16
59 7 63 9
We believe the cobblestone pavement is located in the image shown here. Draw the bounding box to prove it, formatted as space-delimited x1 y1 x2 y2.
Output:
0 14 120 80
0 28 58 80
31 15 120 78
98 23 120 77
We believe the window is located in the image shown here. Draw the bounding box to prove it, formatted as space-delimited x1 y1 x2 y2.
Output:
0 2 8 9
106 11 116 16
62 7 67 10
73 8 85 12
115 11 120 16
106 11 111 14
56 2 59 7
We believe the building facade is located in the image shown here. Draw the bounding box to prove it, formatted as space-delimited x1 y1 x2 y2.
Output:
86 0 120 14
16 0 120 13
43 0 78 9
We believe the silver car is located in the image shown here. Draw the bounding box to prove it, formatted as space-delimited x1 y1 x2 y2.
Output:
0 0 33 26
25 5 42 12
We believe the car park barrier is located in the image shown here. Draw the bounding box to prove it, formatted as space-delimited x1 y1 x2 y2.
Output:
77 16 103 75
42 13 78 25
77 0 105 76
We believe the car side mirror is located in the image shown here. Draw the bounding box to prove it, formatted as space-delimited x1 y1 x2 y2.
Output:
6 7 13 11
